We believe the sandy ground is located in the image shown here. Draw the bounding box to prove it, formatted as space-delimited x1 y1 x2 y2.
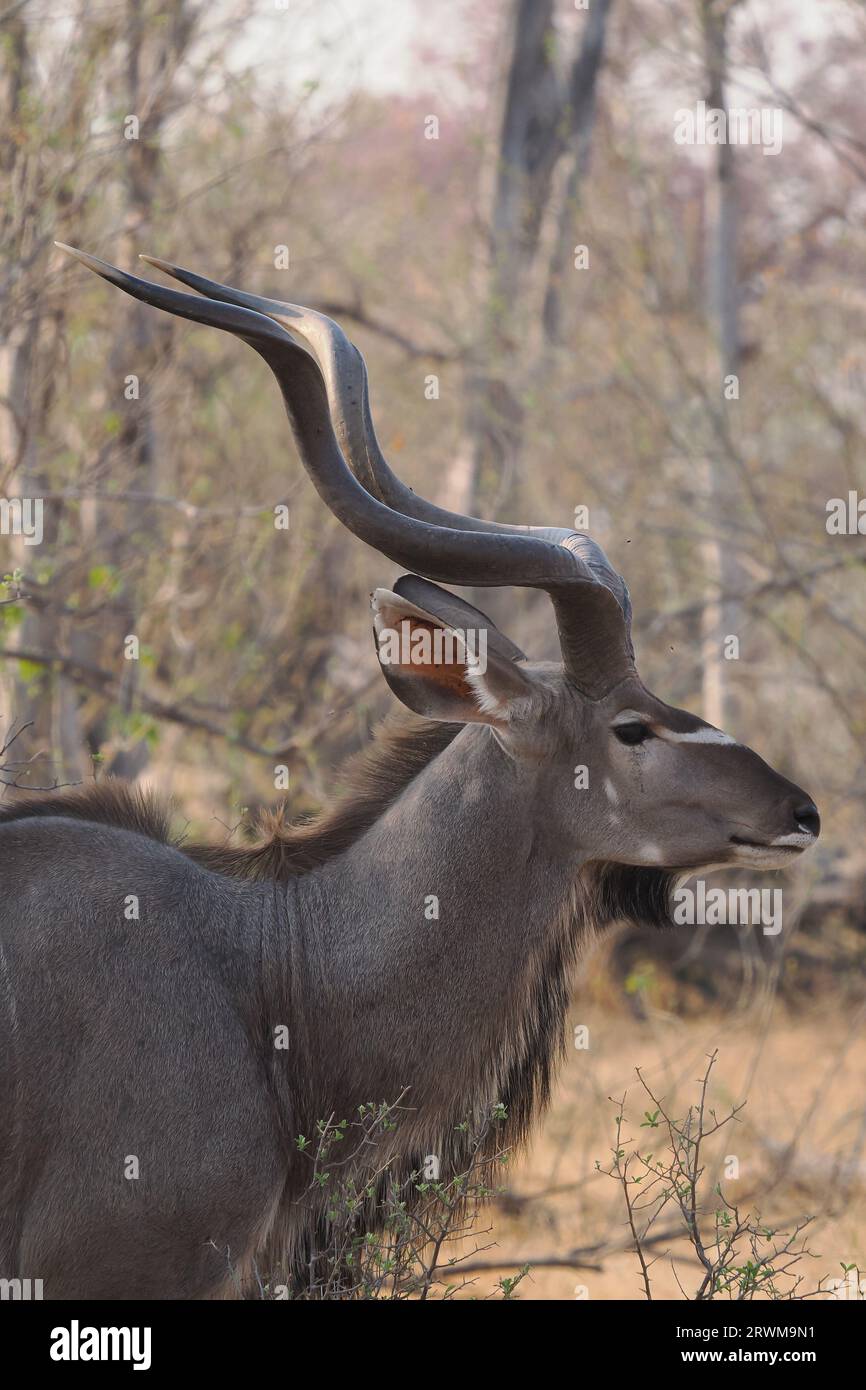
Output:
452 989 866 1301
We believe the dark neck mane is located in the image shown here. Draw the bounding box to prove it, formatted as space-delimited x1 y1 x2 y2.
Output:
187 711 460 877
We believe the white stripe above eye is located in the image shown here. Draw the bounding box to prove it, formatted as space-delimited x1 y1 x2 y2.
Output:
657 726 737 746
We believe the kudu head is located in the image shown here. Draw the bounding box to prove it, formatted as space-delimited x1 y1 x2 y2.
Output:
57 244 819 882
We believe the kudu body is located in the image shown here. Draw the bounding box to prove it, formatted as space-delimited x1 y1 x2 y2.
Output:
0 247 819 1298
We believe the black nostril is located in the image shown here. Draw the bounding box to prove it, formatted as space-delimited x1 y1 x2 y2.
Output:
794 801 820 838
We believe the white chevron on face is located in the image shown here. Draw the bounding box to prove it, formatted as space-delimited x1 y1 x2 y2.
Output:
656 726 737 746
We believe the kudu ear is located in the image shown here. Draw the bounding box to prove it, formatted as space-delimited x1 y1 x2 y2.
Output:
371 588 534 726
391 575 527 663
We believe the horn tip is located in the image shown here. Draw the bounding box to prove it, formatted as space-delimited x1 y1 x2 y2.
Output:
139 254 175 272
55 240 88 263
54 242 114 280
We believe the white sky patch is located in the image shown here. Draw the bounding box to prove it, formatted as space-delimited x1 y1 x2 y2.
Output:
233 0 473 113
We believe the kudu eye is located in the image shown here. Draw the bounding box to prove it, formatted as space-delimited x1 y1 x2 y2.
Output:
614 721 653 746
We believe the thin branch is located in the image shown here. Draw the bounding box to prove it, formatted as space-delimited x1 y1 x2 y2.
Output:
313 299 459 363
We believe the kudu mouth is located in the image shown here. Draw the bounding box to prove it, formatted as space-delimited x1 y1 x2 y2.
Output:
728 807 820 864
730 833 815 852
710 766 821 864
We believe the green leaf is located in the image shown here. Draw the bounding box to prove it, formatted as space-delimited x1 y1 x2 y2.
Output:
19 658 49 682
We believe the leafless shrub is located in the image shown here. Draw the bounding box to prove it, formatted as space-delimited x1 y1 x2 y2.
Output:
601 1051 823 1299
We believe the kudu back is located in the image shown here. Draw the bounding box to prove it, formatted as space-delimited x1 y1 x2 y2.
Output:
0 247 819 1298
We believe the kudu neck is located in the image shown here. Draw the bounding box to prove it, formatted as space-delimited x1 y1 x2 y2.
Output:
320 721 577 942
285 724 582 1141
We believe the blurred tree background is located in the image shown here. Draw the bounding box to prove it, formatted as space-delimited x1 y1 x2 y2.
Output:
1 0 865 996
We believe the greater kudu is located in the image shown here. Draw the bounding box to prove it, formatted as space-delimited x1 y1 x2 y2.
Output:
0 246 819 1299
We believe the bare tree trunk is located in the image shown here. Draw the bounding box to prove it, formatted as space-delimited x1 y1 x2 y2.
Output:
699 0 742 729
537 0 614 353
442 0 614 518
99 0 195 779
0 10 72 784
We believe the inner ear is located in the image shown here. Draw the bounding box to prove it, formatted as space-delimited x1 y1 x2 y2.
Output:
371 589 534 726
392 574 526 663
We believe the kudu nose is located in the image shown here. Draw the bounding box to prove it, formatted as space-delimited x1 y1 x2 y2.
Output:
793 800 820 838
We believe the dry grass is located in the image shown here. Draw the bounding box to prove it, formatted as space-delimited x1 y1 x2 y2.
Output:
459 971 866 1300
